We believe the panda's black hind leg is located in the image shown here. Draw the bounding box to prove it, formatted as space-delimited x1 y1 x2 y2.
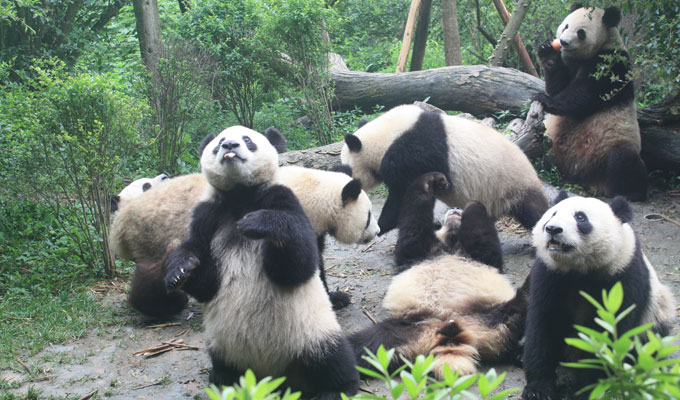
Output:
287 336 359 400
129 261 188 318
458 202 504 271
208 352 244 388
604 143 647 202
510 187 549 230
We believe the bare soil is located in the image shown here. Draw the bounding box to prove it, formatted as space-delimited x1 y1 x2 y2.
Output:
3 189 679 399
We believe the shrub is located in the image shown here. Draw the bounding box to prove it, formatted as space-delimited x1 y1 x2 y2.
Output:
0 60 142 276
564 282 680 399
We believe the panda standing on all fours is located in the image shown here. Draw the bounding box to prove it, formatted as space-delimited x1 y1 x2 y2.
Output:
162 126 358 399
522 192 676 400
533 4 647 201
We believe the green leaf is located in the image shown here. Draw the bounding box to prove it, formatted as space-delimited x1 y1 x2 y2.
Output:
391 383 405 399
356 366 385 380
566 338 596 353
605 282 623 313
620 323 654 340
562 362 606 371
588 382 610 399
477 371 490 397
489 388 520 400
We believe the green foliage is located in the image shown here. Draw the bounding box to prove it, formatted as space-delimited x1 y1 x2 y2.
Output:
205 370 301 400
260 0 336 145
206 346 518 400
563 282 680 399
140 40 220 174
178 0 279 129
0 59 142 276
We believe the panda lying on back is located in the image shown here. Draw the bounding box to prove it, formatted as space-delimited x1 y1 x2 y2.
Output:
350 172 529 378
163 127 358 398
522 192 676 399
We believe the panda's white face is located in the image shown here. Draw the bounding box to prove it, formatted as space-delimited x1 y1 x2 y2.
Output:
117 174 169 202
556 7 622 61
532 196 636 274
200 126 279 191
336 191 380 244
435 207 462 245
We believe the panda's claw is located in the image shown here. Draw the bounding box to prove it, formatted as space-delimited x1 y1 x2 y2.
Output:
164 254 199 291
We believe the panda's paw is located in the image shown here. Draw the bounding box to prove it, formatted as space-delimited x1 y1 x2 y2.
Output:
419 172 450 196
521 382 554 400
237 210 274 240
164 254 199 291
531 92 552 106
329 291 351 309
537 40 559 59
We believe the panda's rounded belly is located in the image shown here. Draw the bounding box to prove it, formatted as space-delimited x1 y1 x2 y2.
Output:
203 241 340 375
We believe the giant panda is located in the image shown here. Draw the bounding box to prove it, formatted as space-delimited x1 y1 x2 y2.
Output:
533 5 647 201
340 104 549 234
111 165 379 315
521 192 676 399
162 126 358 398
110 173 169 213
349 172 529 379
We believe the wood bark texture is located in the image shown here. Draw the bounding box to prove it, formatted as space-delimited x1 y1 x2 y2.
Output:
330 65 545 117
491 0 538 76
396 0 422 73
489 0 531 67
441 0 463 66
410 0 432 72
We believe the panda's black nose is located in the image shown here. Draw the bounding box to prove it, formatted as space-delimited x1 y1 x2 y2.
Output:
546 225 563 235
222 140 240 150
560 39 569 48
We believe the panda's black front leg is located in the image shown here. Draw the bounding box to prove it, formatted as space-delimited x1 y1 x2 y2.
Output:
240 185 319 287
377 188 404 235
394 172 450 268
163 248 200 292
535 39 570 96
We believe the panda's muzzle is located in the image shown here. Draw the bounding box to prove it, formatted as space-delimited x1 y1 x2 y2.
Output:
545 225 573 252
220 141 245 162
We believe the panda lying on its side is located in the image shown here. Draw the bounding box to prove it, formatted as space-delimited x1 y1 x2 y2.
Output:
110 165 379 316
110 173 168 213
163 126 358 398
522 192 676 399
349 172 529 379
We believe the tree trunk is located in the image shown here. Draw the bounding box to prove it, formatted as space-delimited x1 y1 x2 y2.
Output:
330 65 545 117
491 0 538 77
441 0 462 65
132 0 163 78
489 0 531 67
410 0 432 71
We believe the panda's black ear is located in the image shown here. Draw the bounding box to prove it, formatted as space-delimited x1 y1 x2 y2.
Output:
344 134 362 153
357 119 369 129
330 164 353 177
110 195 121 213
199 133 216 155
341 179 362 206
610 196 632 223
603 6 621 27
552 190 570 205
264 126 287 153
569 3 583 12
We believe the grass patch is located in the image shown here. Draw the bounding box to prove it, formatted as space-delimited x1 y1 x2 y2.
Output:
0 199 119 372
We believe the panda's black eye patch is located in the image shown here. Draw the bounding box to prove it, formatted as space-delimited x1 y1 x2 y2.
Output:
575 211 592 234
577 29 586 40
365 211 371 229
243 136 257 152
563 24 569 32
142 182 152 192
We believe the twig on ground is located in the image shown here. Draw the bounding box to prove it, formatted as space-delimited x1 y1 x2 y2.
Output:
76 389 98 400
15 357 30 373
361 307 378 324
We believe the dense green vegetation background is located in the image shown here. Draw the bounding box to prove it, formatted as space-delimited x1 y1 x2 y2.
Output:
0 0 678 379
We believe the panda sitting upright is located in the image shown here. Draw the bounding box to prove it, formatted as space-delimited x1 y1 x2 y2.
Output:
534 4 647 201
163 126 358 399
522 192 676 399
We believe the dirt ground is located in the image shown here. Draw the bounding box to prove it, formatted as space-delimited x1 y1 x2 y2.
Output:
2 187 679 400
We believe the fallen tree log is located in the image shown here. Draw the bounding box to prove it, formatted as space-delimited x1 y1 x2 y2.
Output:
330 65 544 118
